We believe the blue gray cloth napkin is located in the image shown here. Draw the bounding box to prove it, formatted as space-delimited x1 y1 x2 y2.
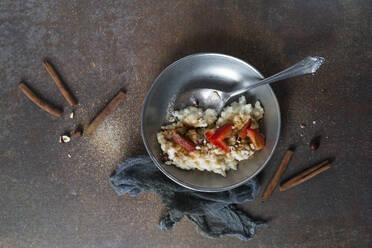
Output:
109 155 264 241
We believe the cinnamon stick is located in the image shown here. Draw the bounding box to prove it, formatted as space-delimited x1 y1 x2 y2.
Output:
86 91 126 134
280 160 331 191
43 60 77 106
18 82 63 117
262 149 294 200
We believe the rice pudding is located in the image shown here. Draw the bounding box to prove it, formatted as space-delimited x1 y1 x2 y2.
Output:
157 96 265 176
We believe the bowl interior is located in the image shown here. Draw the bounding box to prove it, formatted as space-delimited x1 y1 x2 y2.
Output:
141 53 280 192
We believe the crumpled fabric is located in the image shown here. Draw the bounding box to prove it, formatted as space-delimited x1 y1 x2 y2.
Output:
109 155 265 241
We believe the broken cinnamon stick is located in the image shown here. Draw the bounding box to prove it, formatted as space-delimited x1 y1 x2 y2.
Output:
18 82 63 117
262 149 294 200
43 60 77 106
86 91 126 134
280 160 331 191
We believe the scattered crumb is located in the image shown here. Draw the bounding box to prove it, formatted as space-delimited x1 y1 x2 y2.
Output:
67 154 72 158
61 135 71 143
73 130 83 137
310 138 320 150
313 120 316 125
70 112 74 119
325 136 329 139
300 124 306 129
300 133 304 137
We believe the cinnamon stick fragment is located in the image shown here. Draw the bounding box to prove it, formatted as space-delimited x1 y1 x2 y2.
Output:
262 149 294 200
280 160 331 191
43 60 77 106
18 82 63 117
86 91 126 134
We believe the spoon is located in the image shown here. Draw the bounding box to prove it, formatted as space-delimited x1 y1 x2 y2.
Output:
174 56 325 112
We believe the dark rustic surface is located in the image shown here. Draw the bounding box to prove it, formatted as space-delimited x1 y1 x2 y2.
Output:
1 1 371 247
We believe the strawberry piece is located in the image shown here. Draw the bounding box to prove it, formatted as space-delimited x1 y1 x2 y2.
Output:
171 130 196 152
211 124 233 140
205 129 216 140
212 138 230 152
247 129 265 149
208 124 233 152
239 119 252 139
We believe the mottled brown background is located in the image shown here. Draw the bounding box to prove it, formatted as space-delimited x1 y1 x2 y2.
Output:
1 0 371 247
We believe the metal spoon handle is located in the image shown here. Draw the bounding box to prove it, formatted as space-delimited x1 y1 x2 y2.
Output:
230 56 325 98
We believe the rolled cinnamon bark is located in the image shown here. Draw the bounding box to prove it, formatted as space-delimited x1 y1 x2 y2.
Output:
43 60 77 106
18 82 62 117
262 149 294 200
86 91 126 134
280 161 331 191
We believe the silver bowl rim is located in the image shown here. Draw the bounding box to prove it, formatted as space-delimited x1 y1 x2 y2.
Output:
141 53 281 192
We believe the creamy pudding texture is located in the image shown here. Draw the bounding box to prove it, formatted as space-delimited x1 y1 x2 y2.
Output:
157 96 264 176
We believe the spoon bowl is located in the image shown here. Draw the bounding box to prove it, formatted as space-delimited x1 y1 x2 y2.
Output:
175 88 226 112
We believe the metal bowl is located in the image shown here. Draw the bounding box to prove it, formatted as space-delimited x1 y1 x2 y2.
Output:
141 53 280 192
